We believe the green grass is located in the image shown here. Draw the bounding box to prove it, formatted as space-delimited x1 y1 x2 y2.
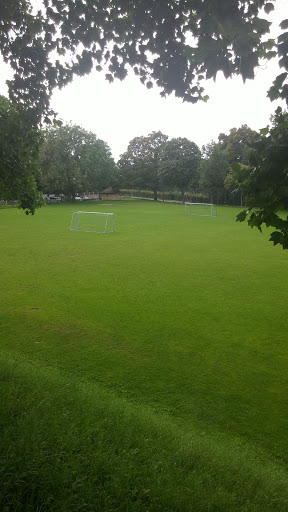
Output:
1 199 288 511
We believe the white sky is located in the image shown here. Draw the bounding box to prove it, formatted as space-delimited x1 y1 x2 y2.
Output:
0 0 287 161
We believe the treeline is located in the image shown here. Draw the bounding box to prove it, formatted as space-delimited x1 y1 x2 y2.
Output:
1 92 287 214
117 126 259 205
36 118 259 205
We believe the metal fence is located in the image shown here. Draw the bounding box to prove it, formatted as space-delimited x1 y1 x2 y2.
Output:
121 188 244 206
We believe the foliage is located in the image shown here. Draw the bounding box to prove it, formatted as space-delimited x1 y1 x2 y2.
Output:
1 0 287 123
118 131 168 200
199 142 230 189
218 125 259 165
0 95 44 215
224 162 250 193
236 108 288 249
39 123 116 199
219 125 259 195
159 137 201 201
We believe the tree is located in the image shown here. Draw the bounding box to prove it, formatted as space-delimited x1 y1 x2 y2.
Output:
118 131 168 200
0 95 44 214
159 137 201 201
39 124 115 199
218 125 259 165
219 125 259 199
236 108 288 249
1 0 287 122
199 142 230 190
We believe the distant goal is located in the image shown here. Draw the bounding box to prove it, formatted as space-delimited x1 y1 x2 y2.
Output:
185 202 217 217
70 211 114 233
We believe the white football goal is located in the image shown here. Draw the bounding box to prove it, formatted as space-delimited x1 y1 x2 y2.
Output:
185 202 217 217
70 211 114 233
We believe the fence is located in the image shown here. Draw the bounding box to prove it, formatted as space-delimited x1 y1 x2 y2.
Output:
120 188 244 206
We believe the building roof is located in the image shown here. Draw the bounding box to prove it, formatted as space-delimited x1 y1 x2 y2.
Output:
101 187 119 194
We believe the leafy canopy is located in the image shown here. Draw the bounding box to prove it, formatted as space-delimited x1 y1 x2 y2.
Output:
1 0 287 123
159 137 201 200
118 131 168 200
0 95 44 214
198 142 230 189
218 125 259 165
39 124 116 199
236 108 288 249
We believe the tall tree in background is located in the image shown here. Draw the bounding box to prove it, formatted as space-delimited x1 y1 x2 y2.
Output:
118 131 168 200
159 137 201 201
198 142 230 202
39 124 115 199
0 95 43 214
218 125 259 165
219 125 259 199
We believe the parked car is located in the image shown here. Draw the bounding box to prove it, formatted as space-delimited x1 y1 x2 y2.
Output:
49 195 62 203
75 196 82 201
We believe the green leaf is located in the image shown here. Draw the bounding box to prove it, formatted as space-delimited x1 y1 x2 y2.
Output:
236 210 248 222
280 19 288 30
105 73 114 83
259 126 269 136
278 32 288 44
265 51 277 59
269 231 283 246
264 2 274 14
230 162 242 173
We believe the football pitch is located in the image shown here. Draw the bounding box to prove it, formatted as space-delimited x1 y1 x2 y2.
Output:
1 199 288 511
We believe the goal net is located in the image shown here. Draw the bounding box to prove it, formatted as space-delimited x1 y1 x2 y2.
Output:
70 211 114 233
185 202 217 217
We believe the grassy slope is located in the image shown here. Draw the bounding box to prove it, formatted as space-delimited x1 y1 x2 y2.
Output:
1 353 288 512
1 200 288 510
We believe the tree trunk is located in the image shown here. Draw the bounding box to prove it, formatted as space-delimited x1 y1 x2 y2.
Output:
153 189 158 201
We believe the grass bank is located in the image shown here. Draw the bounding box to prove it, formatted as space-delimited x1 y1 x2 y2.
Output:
1 353 288 512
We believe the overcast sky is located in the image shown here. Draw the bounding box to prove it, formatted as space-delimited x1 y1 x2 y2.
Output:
0 0 287 160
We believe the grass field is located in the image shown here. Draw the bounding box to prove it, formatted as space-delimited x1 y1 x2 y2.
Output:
1 199 288 511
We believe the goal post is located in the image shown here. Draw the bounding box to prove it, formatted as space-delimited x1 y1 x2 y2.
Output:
70 211 114 233
185 202 217 217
